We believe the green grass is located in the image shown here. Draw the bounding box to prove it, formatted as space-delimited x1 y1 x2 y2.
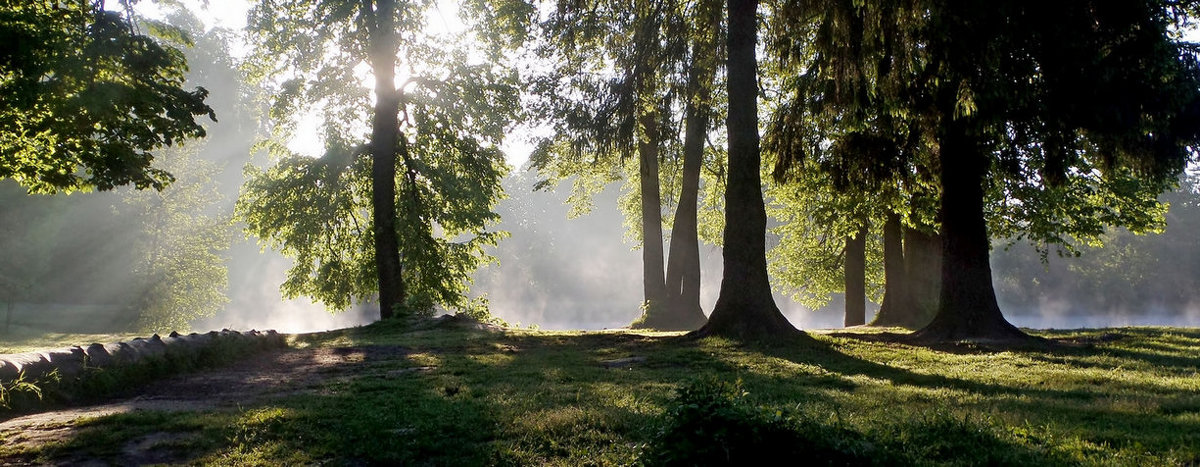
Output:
3 322 1199 465
0 327 141 354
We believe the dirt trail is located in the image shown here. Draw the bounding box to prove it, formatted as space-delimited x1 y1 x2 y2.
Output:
0 345 411 461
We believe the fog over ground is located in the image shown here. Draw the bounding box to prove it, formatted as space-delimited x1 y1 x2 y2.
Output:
3 6 1199 338
469 174 851 330
4 160 1198 335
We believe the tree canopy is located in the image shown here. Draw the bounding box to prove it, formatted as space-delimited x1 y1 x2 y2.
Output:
0 0 215 193
770 0 1200 340
238 0 518 318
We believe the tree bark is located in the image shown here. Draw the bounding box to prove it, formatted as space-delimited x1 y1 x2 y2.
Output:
647 41 711 331
843 224 868 327
871 211 916 327
914 117 1029 342
638 113 670 314
692 0 800 340
903 225 941 327
368 0 405 321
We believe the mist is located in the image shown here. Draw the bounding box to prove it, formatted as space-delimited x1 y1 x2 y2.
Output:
469 171 851 330
3 7 1200 340
193 241 374 334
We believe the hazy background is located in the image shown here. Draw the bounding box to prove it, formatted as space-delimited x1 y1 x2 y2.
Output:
2 4 1199 338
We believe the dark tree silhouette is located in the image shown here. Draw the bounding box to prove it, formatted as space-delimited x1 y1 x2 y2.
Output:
769 0 1200 341
693 0 801 339
843 224 868 327
914 1 1200 342
367 0 406 320
530 0 720 331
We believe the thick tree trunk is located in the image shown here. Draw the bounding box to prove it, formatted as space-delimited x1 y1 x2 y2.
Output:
693 0 800 340
903 225 941 327
368 0 405 321
871 212 917 327
915 118 1028 342
639 113 670 313
843 224 868 327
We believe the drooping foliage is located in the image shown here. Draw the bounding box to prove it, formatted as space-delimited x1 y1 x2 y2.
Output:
238 0 517 317
766 174 883 311
0 0 215 193
767 0 1200 340
762 0 939 328
523 0 726 329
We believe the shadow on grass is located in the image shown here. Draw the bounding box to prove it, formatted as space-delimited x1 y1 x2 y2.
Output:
8 324 1199 465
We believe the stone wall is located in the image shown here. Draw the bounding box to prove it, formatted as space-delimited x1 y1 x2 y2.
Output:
0 329 286 384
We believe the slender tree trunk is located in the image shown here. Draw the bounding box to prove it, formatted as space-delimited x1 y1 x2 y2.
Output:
663 96 704 311
646 37 712 331
4 298 12 335
872 212 915 327
903 225 941 327
843 224 868 327
639 113 669 313
368 0 405 321
915 117 1028 342
693 0 800 340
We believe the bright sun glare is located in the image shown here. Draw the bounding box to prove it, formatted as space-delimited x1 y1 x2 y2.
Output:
136 0 537 166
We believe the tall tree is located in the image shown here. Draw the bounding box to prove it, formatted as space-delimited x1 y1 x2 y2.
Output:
870 221 940 328
661 0 722 327
897 225 940 326
528 0 718 330
0 0 214 193
768 0 1200 341
242 0 516 320
638 113 671 317
843 223 868 326
913 1 1200 342
693 0 800 339
368 0 406 319
764 0 936 329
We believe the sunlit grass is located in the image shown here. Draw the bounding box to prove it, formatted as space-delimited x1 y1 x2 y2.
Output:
0 328 142 354
3 324 1198 465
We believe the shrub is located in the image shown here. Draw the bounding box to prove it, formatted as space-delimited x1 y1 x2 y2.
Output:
639 379 885 466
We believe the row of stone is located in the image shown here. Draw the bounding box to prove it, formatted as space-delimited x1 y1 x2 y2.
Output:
0 329 286 384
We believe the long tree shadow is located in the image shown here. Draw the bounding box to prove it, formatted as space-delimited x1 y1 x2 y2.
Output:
733 332 1200 463
6 324 1197 464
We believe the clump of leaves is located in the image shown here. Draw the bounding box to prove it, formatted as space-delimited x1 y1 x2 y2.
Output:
638 379 882 466
0 371 44 410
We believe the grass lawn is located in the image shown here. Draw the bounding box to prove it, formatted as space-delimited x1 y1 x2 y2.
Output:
2 321 1198 465
0 326 142 354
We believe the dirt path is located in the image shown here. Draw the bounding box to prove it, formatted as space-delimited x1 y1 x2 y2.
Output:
0 345 412 462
